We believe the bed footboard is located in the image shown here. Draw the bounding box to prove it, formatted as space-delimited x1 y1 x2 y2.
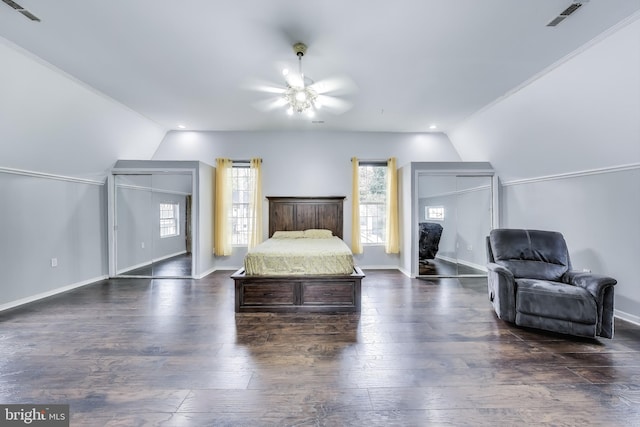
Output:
231 267 365 313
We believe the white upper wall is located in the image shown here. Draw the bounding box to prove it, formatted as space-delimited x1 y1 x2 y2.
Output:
153 130 461 186
0 36 166 179
448 15 640 181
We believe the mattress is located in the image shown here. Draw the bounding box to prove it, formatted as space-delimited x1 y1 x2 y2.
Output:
244 232 355 276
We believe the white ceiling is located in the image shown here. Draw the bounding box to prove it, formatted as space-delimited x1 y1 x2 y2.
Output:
1 0 639 133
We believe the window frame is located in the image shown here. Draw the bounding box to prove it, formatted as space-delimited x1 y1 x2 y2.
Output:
230 163 252 246
159 202 180 238
358 161 388 246
425 205 445 221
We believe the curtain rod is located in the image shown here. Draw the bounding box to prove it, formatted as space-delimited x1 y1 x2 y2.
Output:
231 159 262 164
351 158 389 164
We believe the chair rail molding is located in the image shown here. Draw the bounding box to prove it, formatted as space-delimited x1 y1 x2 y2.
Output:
502 163 640 187
0 166 105 185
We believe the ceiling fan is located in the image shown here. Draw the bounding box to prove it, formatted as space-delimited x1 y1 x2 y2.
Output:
249 42 356 118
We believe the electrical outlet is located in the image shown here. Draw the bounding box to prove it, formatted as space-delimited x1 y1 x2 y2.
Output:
467 244 473 251
582 268 591 273
141 242 145 249
51 258 58 267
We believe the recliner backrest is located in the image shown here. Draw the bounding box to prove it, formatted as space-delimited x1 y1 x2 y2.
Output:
489 229 570 281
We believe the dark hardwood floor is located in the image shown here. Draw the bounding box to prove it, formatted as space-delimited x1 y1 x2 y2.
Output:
120 253 192 277
419 257 485 276
1 270 639 426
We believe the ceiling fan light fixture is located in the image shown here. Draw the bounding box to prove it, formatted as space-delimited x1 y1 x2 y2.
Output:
282 42 319 115
295 91 306 102
284 85 318 114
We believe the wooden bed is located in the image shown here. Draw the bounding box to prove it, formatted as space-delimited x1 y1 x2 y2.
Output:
231 196 365 313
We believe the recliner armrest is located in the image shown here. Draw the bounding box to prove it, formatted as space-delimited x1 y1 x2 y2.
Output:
486 262 516 322
487 262 514 279
561 270 617 299
562 270 617 338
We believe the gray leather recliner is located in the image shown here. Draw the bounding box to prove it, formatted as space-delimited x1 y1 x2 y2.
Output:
486 229 617 338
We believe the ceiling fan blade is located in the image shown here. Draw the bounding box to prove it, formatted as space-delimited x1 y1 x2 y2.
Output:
252 96 288 112
316 95 353 114
242 79 286 94
310 75 358 95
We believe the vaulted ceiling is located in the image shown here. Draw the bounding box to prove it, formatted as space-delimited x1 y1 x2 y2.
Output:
1 0 639 134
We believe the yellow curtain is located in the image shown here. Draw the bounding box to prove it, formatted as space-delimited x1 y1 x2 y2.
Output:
214 158 233 256
248 158 263 250
385 157 400 254
351 157 363 254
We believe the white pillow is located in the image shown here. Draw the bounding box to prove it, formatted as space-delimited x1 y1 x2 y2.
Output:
304 229 333 239
271 230 305 239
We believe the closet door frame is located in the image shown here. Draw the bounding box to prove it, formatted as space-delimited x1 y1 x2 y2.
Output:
412 163 499 278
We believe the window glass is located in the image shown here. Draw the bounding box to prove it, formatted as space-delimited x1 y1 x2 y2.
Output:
426 206 445 221
231 166 252 245
160 203 179 237
359 164 387 244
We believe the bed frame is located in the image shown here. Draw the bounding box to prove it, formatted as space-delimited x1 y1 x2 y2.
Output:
232 196 365 313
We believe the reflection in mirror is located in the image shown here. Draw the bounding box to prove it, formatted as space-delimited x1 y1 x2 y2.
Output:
417 174 492 277
115 173 193 277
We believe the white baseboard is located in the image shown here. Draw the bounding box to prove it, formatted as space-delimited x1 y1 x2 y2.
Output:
435 254 457 264
117 260 152 275
397 267 413 278
358 265 401 271
0 275 108 313
153 250 187 263
615 309 640 327
434 255 487 272
195 265 219 279
117 252 189 275
457 259 488 272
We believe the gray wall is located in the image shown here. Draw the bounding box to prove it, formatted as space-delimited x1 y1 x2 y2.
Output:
0 34 164 309
116 181 153 272
152 191 188 261
501 167 640 321
197 163 216 278
0 37 165 179
456 185 492 268
0 170 107 308
449 18 640 321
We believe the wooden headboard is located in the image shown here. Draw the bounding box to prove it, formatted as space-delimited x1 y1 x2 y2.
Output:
267 196 345 239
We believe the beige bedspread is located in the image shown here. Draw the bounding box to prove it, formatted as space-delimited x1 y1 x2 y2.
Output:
244 234 355 276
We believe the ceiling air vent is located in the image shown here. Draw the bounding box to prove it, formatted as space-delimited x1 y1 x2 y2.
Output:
1 0 41 21
546 2 585 27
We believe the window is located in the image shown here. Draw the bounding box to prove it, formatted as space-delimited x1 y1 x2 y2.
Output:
159 203 179 237
359 163 387 244
426 206 445 221
230 165 252 245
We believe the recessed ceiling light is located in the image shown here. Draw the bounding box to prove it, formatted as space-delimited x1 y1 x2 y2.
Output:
177 124 186 129
429 124 437 130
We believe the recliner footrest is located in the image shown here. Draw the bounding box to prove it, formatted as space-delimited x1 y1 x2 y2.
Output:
516 279 597 324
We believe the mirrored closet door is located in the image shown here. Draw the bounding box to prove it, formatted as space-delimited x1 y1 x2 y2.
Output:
114 173 193 278
417 174 493 277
